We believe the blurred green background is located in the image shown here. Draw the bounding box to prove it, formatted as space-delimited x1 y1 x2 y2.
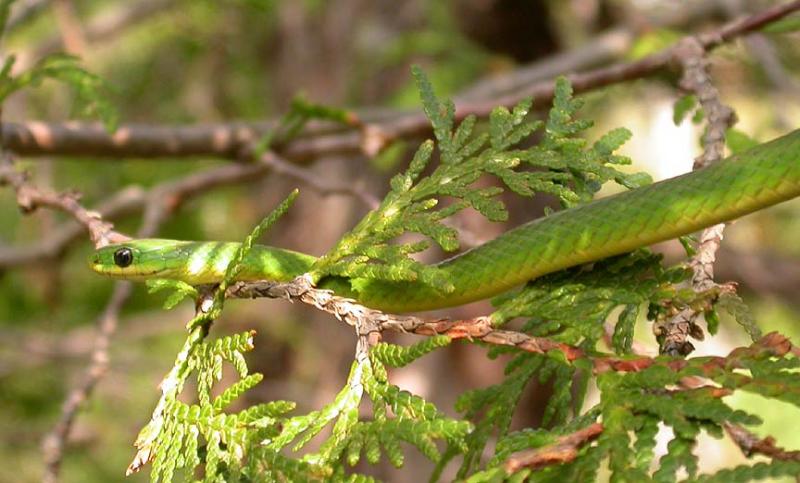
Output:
1 0 800 481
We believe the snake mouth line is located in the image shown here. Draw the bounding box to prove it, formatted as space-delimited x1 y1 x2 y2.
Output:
89 261 165 279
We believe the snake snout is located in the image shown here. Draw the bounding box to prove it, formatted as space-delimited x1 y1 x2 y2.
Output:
88 253 102 272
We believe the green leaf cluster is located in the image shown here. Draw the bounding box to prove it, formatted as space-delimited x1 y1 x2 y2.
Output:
0 1 117 129
260 341 472 479
0 53 117 130
460 335 800 483
131 70 800 483
146 331 301 482
455 352 582 478
312 68 648 295
492 249 692 353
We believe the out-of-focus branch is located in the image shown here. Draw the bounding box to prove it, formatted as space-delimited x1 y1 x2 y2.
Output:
259 151 380 210
0 162 261 262
2 1 798 161
52 0 87 55
41 281 132 483
457 0 727 102
0 185 144 267
0 147 387 269
721 0 800 95
28 0 176 62
7 0 52 32
0 121 273 159
40 169 183 482
716 246 800 303
725 423 800 461
0 154 125 248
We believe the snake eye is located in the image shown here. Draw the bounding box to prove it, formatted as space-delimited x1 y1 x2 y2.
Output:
113 247 134 268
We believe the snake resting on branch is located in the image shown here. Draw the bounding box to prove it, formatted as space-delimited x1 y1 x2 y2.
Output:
91 130 800 313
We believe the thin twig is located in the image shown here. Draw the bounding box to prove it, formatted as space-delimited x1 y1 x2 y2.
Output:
654 36 738 356
0 153 125 248
25 0 176 67
0 162 268 268
259 151 380 210
52 0 87 55
503 423 604 473
41 282 132 483
725 423 800 461
0 149 384 269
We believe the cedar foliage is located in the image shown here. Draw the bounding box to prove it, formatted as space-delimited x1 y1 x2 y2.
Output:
1 1 799 479
133 71 800 482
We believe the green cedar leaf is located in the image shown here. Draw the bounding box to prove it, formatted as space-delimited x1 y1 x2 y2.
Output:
673 94 697 125
725 128 759 154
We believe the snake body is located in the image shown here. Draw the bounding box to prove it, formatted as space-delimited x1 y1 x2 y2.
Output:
91 130 800 313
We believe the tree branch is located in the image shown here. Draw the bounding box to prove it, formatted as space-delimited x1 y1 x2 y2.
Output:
0 153 125 248
225 276 796 376
503 423 604 473
725 423 800 461
40 183 178 483
41 282 132 483
2 1 798 161
654 34 738 356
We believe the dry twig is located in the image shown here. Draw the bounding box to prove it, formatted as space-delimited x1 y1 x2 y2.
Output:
0 154 124 248
654 35 738 356
40 188 176 482
41 282 132 483
504 423 604 473
226 276 797 376
725 423 800 461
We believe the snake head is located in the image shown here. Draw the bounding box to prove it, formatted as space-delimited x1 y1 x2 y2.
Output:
89 239 191 281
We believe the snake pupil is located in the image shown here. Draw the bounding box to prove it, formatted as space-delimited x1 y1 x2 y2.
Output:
113 248 133 268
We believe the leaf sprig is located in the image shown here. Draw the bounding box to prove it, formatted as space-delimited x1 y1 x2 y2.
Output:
263 342 471 477
312 67 648 296
0 53 118 130
127 68 800 483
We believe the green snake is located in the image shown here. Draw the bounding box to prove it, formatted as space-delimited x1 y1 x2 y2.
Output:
91 130 800 313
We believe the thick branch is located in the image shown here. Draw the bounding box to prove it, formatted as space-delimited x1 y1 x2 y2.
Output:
655 36 738 356
225 276 796 375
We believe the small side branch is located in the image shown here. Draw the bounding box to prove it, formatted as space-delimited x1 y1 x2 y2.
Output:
655 36 738 356
41 282 132 483
725 423 800 462
503 423 604 473
40 188 174 482
0 154 124 248
258 151 380 210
